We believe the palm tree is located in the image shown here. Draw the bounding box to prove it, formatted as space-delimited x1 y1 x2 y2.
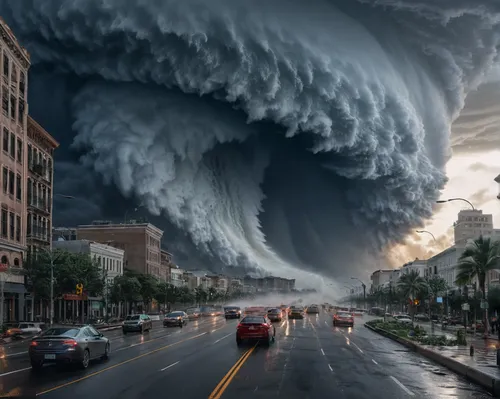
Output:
455 236 500 337
398 270 428 322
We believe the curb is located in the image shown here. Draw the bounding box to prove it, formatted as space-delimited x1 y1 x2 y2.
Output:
365 323 500 397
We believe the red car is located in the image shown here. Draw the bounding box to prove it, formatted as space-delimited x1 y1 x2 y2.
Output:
333 311 354 327
236 315 275 346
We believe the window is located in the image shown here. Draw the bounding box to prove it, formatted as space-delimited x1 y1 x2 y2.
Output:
48 159 52 182
18 100 24 124
15 215 20 242
1 88 7 114
9 212 14 239
15 173 21 200
9 133 15 157
10 95 15 119
2 127 8 152
2 53 8 78
13 258 19 267
16 139 22 162
19 72 25 97
27 144 32 167
27 178 32 204
0 255 7 265
8 170 14 195
2 167 6 194
27 213 31 236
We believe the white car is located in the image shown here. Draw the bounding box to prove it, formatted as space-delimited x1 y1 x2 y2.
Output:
394 315 412 324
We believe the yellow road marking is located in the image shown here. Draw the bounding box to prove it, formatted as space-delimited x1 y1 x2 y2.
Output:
208 344 256 399
37 324 230 396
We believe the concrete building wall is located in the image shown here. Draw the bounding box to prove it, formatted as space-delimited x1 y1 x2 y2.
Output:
76 222 163 280
0 18 30 273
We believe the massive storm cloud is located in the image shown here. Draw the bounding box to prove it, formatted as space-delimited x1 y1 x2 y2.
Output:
2 0 499 284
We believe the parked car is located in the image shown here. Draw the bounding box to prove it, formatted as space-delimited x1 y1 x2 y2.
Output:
29 325 109 371
6 322 45 337
122 314 153 334
394 315 412 324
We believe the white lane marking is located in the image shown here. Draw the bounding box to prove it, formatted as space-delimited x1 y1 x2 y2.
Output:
352 342 364 354
0 367 32 377
320 348 325 356
325 321 328 327
390 376 415 396
372 359 378 365
160 361 180 371
213 333 232 344
328 364 333 372
1 351 27 358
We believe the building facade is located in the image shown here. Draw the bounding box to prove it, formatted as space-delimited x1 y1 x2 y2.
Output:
0 18 30 322
370 269 393 292
454 209 494 245
52 226 77 242
160 249 175 283
76 221 164 280
26 116 58 253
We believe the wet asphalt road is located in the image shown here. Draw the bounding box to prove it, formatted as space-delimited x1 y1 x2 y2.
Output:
0 312 492 398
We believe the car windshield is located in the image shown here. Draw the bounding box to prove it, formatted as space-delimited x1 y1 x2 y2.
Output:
167 312 183 317
268 309 280 313
241 316 265 324
338 312 351 317
42 328 80 337
126 315 140 321
225 307 239 311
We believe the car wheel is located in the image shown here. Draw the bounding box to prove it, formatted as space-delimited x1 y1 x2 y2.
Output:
263 334 271 347
141 326 144 334
122 329 127 335
102 343 110 360
79 349 90 369
236 336 242 346
30 359 43 371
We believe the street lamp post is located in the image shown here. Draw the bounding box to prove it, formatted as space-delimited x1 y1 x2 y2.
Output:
351 277 366 308
436 198 475 210
416 230 437 241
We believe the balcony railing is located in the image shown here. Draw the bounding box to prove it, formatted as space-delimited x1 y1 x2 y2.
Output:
27 196 50 213
27 226 49 242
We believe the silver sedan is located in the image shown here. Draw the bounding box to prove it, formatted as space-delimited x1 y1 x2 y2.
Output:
29 325 110 371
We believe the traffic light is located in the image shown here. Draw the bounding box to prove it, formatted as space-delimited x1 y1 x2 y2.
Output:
76 283 83 295
413 299 420 306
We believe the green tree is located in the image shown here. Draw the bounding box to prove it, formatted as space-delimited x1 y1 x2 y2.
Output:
109 274 142 313
136 274 159 312
208 287 218 303
455 236 500 336
194 286 207 305
398 270 428 321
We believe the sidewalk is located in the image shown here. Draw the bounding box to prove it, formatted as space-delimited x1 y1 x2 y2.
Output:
418 320 499 340
366 322 500 396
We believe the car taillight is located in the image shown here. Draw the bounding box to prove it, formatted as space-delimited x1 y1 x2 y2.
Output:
63 340 78 346
237 324 243 329
30 341 38 347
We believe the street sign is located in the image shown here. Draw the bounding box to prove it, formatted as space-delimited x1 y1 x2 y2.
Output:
436 297 443 303
462 303 470 311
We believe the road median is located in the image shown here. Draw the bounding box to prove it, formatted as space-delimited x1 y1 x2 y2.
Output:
365 322 500 397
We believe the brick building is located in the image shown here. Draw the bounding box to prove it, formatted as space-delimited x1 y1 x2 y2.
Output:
26 116 58 253
0 18 30 322
77 221 164 280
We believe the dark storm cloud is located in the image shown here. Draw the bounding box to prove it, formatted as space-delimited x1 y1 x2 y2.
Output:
2 0 500 282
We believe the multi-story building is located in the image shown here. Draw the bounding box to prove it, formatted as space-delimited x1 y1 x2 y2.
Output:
26 116 58 252
454 209 494 245
0 18 30 322
160 249 175 283
170 267 185 287
52 226 77 242
400 258 427 277
76 221 163 280
369 269 393 292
